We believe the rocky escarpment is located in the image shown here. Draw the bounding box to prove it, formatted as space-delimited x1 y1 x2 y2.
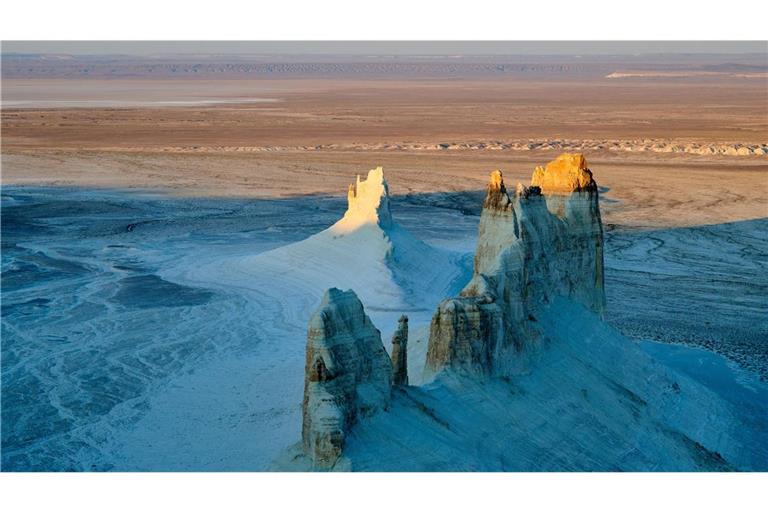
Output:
285 154 768 471
425 153 605 378
302 288 393 469
122 139 768 157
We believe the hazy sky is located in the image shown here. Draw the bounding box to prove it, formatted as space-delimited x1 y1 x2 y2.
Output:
3 41 766 56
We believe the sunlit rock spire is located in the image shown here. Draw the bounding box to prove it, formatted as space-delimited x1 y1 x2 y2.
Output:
339 166 393 229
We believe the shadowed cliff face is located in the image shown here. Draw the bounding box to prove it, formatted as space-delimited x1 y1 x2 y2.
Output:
391 315 409 387
425 154 605 378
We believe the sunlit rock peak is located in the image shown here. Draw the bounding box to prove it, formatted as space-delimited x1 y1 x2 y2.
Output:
530 153 596 194
337 166 393 230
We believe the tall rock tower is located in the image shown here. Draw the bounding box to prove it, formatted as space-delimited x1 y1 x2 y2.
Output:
391 315 409 386
426 153 605 378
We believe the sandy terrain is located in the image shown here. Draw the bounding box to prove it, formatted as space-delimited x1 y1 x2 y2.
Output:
3 78 767 147
2 75 767 230
2 149 766 230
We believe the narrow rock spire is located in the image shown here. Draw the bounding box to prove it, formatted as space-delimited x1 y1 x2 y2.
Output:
391 315 409 386
483 169 512 210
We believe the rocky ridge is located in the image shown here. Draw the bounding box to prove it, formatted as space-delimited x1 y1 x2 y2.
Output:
299 153 606 466
128 139 768 156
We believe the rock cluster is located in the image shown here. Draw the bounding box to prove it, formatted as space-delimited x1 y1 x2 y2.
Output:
300 153 605 465
425 153 605 377
301 288 393 469
290 155 767 471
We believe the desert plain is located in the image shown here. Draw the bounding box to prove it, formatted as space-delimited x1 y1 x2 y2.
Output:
3 71 767 228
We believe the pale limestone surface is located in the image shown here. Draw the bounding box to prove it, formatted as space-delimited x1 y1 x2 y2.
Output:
341 166 393 230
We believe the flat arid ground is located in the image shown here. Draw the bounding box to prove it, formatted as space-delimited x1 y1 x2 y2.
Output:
2 54 767 470
3 72 767 228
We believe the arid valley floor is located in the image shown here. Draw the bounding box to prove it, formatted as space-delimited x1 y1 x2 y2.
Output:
2 54 767 470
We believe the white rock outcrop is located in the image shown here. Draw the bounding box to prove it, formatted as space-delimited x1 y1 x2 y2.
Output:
301 288 393 469
340 166 393 229
253 165 466 317
425 153 605 377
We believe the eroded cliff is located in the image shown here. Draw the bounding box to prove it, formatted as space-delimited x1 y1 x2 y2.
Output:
340 166 393 230
425 153 605 377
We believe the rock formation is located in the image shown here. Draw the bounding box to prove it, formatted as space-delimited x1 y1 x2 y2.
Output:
425 153 605 377
340 166 393 229
301 288 393 469
307 165 467 315
531 153 594 193
391 315 409 386
299 154 606 464
285 154 767 472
